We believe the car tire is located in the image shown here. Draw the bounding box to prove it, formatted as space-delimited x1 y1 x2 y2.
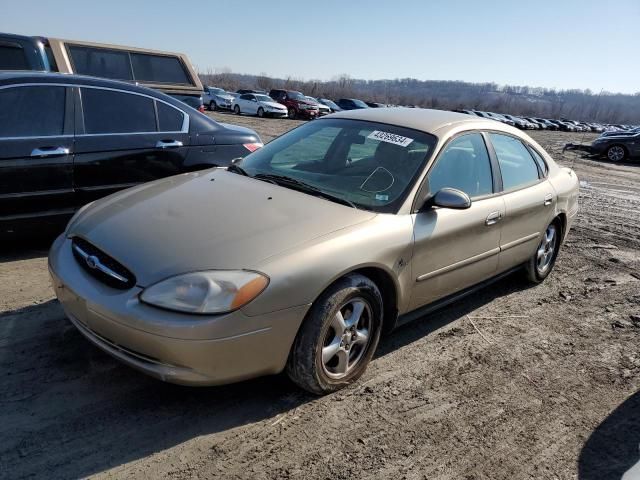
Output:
286 273 383 395
210 101 217 111
606 144 627 162
257 107 265 118
234 105 240 115
524 220 561 283
288 108 296 119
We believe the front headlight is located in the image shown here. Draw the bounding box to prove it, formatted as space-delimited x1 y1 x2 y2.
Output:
140 270 269 314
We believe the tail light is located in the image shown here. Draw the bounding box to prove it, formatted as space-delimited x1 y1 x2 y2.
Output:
198 105 205 113
243 143 263 153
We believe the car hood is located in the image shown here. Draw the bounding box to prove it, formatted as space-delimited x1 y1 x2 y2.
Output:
68 170 376 286
260 101 286 109
217 94 234 101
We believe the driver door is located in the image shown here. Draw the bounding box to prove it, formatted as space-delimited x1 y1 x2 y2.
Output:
409 132 505 310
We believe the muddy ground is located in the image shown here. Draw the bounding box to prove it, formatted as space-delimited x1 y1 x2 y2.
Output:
1 112 639 480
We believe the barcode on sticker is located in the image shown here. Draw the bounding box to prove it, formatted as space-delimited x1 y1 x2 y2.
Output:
368 130 414 147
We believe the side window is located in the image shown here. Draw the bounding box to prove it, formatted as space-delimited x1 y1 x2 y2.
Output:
130 53 191 85
0 86 66 137
81 88 156 134
240 94 251 100
528 146 548 176
157 102 185 132
68 46 133 80
0 43 29 69
428 133 493 198
489 133 541 190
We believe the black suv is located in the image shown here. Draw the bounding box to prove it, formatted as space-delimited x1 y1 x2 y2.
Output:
336 98 370 110
0 72 262 232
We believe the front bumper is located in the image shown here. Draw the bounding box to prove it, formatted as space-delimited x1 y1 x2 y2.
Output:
48 235 310 386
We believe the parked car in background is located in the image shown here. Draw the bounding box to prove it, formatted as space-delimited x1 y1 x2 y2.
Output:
49 108 578 394
0 72 262 233
533 118 559 131
336 98 369 110
236 89 266 95
318 98 342 112
0 32 205 111
365 102 385 108
233 93 288 118
269 89 319 119
306 96 331 116
590 132 640 162
502 114 534 129
601 126 640 137
203 86 234 111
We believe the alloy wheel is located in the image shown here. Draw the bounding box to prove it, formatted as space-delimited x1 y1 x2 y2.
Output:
321 297 372 379
536 224 557 274
607 145 625 162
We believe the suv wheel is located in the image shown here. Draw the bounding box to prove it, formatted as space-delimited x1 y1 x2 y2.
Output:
257 107 265 118
606 145 627 162
209 101 217 111
234 105 241 115
288 108 296 119
286 274 383 395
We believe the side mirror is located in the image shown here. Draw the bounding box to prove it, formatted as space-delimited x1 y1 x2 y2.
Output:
231 157 243 165
423 188 471 210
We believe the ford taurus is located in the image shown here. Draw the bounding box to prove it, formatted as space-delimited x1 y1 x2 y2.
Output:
49 108 579 394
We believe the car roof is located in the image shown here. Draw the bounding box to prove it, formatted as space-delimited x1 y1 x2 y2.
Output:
326 107 503 135
0 71 187 108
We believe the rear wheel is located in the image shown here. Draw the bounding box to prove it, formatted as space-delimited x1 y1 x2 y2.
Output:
257 107 265 118
288 108 296 119
234 105 241 115
525 221 560 283
209 101 217 111
286 274 383 395
606 145 627 162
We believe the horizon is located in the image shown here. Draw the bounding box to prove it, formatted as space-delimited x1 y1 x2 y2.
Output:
1 0 639 95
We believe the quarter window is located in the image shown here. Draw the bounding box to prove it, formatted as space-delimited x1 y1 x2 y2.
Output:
428 133 493 198
157 101 184 132
528 146 548 176
81 88 156 134
0 86 65 137
489 133 540 190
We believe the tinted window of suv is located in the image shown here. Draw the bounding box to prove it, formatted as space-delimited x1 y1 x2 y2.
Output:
82 88 156 134
157 101 184 132
0 86 65 137
489 133 540 190
68 46 133 80
130 53 191 85
0 43 29 69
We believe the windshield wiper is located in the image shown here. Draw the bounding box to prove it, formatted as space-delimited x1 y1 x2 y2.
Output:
254 173 357 209
227 164 249 176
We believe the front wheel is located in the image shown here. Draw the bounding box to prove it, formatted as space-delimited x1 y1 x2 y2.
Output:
606 145 627 162
257 107 265 118
286 274 383 395
234 105 241 115
525 221 560 283
288 108 296 119
209 101 217 111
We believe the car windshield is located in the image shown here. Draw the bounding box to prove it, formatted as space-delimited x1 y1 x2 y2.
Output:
352 99 369 108
238 118 437 213
305 96 319 103
255 95 273 102
288 91 305 100
210 87 225 94
322 99 338 108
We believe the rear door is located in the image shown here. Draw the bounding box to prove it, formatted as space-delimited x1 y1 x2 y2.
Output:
0 84 75 225
73 86 190 205
486 133 556 272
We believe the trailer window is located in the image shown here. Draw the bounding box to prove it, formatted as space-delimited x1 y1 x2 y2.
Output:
68 45 133 81
130 53 192 85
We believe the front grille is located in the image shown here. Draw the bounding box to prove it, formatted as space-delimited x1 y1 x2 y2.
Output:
71 237 136 290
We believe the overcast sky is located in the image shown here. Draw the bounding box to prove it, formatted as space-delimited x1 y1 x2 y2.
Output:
2 0 639 94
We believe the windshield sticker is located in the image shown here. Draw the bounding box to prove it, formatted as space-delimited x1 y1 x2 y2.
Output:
375 194 389 201
368 130 414 147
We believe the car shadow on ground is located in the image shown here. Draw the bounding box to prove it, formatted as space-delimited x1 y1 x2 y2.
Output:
0 270 532 478
578 390 640 480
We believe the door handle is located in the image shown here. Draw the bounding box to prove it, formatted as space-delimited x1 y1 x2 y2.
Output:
155 140 183 149
544 193 553 206
485 211 503 226
31 146 70 157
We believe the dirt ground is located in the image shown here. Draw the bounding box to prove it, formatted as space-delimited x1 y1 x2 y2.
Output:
1 112 639 480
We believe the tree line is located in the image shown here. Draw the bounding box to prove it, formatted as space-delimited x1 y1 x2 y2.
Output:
199 69 640 124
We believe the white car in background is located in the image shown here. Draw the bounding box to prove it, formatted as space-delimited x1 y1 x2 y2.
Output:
306 96 331 116
232 93 288 118
203 86 235 111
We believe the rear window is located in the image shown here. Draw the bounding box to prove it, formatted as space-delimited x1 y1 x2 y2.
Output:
157 101 184 132
81 88 156 134
68 45 133 80
0 44 29 70
130 53 192 85
0 86 65 137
